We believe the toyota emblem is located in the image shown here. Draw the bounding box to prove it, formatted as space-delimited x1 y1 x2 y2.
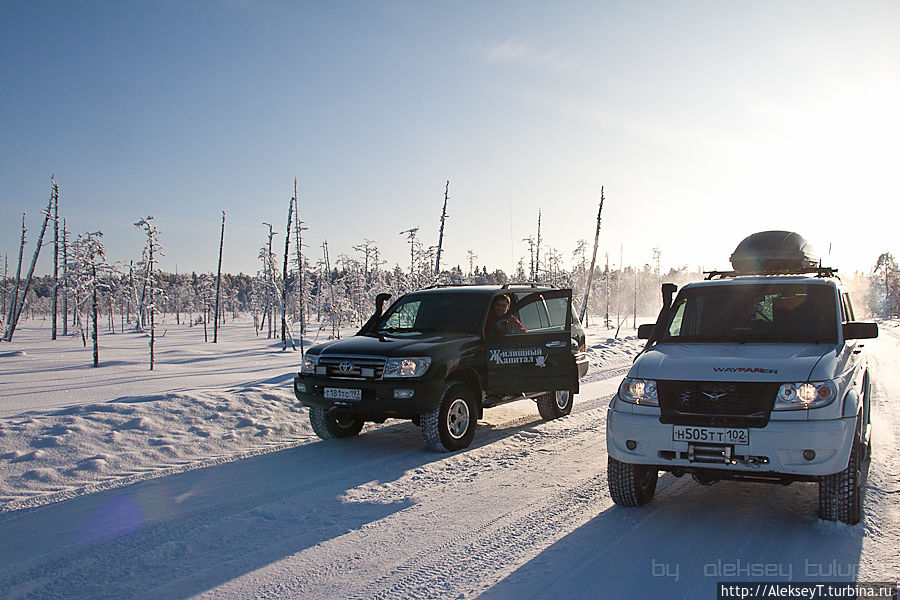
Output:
339 361 353 373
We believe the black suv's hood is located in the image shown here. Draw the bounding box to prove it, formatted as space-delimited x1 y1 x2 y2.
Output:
310 332 481 357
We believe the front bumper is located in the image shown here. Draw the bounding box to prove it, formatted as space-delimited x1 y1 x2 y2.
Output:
606 405 856 477
293 374 445 418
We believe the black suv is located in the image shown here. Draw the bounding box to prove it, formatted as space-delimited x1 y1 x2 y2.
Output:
293 285 589 451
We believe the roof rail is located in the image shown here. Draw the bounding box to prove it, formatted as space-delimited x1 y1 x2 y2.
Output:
704 266 839 280
500 282 542 289
420 282 486 289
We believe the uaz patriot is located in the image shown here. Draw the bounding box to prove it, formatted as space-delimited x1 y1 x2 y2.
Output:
606 231 877 524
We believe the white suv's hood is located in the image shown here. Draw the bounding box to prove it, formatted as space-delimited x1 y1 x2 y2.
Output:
632 343 837 382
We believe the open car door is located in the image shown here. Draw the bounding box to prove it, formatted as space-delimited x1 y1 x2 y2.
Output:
486 289 578 395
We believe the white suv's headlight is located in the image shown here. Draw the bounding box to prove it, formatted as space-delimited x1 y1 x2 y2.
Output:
383 357 432 378
301 354 318 375
618 377 659 406
774 381 837 410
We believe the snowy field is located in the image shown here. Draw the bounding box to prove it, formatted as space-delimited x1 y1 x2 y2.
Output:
0 317 898 599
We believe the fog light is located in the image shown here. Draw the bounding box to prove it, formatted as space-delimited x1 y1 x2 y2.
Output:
626 440 637 451
295 382 307 394
394 389 414 399
803 450 816 461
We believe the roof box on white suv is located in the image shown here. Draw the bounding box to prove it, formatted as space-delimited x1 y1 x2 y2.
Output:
730 231 820 274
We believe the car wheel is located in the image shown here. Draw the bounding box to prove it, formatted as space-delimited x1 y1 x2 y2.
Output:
309 406 364 440
818 420 866 525
608 456 658 507
421 381 477 452
536 390 573 420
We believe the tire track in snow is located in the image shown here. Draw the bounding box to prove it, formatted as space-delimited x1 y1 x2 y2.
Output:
239 407 614 600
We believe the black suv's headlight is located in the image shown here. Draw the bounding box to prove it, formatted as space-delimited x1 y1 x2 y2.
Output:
300 354 319 375
774 381 837 410
383 357 432 378
618 377 659 406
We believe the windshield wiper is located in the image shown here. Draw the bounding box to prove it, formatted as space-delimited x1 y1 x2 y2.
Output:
376 327 446 334
779 334 835 344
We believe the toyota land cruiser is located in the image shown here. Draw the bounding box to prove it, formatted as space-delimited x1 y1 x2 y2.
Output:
293 285 589 452
606 231 878 524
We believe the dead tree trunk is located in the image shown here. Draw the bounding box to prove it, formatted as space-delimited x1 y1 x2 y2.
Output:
214 211 225 343
579 186 605 325
1 254 7 326
62 219 68 336
282 199 295 350
293 178 307 357
605 253 611 329
6 178 56 342
149 240 155 370
52 184 59 340
262 223 275 339
4 214 26 341
434 180 449 275
535 210 542 282
91 261 99 367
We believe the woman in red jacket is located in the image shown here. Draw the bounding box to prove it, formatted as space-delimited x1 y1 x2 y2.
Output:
484 294 526 337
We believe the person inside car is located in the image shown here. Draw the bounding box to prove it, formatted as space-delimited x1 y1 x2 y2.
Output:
484 294 527 337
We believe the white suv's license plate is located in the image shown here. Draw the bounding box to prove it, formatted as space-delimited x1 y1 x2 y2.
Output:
324 387 362 401
673 425 749 445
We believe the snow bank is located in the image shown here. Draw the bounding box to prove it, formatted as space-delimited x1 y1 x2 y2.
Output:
0 318 642 512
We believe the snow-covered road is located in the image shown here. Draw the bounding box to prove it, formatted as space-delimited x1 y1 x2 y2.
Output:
1 325 898 599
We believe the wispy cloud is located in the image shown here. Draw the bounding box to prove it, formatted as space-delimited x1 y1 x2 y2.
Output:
482 37 576 72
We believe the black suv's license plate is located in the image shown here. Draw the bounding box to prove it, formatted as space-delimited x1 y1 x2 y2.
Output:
324 387 362 401
673 425 749 445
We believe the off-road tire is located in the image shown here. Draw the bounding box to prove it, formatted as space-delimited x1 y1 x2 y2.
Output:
422 381 477 452
536 390 573 420
608 456 658 507
309 406 364 440
818 423 866 525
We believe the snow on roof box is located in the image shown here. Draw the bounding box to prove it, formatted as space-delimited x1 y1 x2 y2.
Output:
729 231 820 274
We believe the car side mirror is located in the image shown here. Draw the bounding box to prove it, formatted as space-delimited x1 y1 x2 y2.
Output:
843 322 878 340
637 324 655 339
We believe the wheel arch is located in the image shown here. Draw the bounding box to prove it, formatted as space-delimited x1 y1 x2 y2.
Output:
446 368 484 420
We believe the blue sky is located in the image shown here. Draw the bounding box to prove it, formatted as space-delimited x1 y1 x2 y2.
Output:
2 1 898 278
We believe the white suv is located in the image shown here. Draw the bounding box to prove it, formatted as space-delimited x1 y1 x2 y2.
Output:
606 231 878 524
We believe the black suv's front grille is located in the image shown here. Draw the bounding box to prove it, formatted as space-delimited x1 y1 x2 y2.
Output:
316 356 386 380
657 380 780 428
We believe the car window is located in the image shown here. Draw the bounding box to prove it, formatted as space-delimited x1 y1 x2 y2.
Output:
545 297 569 328
662 283 838 343
517 301 548 330
377 294 486 335
515 295 568 333
383 300 420 330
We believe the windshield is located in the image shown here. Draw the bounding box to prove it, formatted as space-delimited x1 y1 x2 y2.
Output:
373 293 488 336
661 283 837 343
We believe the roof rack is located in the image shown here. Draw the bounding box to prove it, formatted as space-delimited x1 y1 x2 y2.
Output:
704 266 839 280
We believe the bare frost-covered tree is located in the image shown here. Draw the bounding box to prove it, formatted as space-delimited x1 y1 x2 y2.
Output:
293 180 308 355
69 232 114 367
281 200 296 350
5 177 57 342
874 252 899 317
214 211 225 343
434 180 450 275
3 213 26 342
52 180 60 340
134 216 163 370
579 187 604 325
